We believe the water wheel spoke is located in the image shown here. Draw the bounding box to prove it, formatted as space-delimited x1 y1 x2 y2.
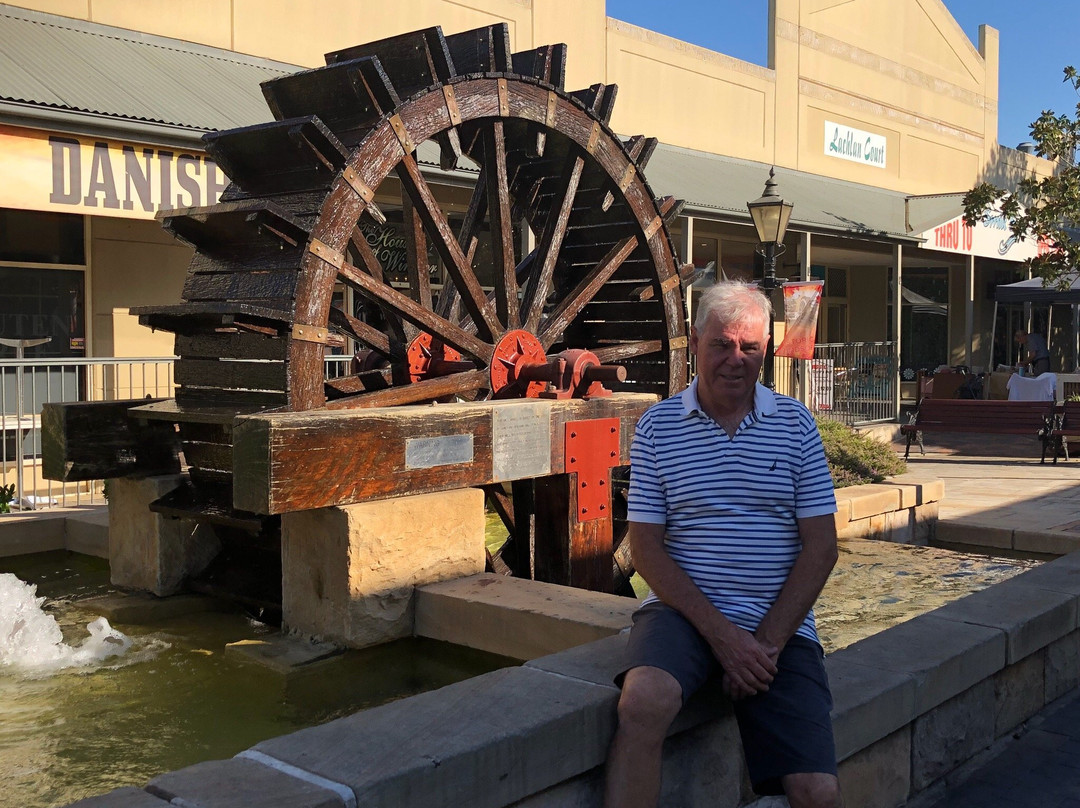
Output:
328 305 393 357
593 340 664 363
482 122 520 330
521 155 584 332
348 224 408 346
538 235 639 349
402 193 433 316
434 166 486 321
458 165 487 265
325 368 393 396
396 152 500 341
338 259 493 364
481 482 516 533
325 368 489 410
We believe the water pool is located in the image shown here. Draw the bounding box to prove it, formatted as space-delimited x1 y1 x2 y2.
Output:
0 538 1040 808
0 551 517 808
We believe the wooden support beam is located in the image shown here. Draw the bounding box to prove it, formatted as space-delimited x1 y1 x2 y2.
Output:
42 399 181 482
534 474 613 593
232 393 656 515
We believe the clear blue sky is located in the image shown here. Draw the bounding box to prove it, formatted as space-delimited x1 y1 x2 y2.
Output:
604 0 1078 151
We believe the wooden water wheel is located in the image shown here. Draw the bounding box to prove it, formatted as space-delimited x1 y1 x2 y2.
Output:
125 23 687 596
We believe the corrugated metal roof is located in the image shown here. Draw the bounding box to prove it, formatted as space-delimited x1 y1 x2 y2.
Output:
644 142 920 242
0 3 298 139
907 193 966 235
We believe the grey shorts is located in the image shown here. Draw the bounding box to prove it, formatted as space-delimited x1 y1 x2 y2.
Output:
616 601 837 796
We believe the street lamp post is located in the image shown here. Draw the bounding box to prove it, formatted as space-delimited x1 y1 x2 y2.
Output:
746 167 793 389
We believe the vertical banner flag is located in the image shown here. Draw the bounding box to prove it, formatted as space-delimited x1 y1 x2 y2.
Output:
775 280 824 359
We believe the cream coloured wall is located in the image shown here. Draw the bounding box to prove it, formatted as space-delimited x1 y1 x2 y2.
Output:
9 0 1031 197
778 0 997 194
603 19 776 164
89 218 189 358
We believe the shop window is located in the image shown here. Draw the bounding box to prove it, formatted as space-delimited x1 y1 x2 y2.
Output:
693 237 718 273
0 267 86 358
825 302 848 343
353 209 509 292
0 209 84 265
900 268 948 377
720 239 755 282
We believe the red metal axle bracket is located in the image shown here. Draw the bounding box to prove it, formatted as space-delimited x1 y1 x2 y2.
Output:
564 417 620 521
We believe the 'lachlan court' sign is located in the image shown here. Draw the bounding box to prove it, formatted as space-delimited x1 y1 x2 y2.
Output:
824 121 887 169
0 124 228 219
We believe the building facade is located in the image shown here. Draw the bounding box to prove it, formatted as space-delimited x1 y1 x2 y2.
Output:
0 0 1059 415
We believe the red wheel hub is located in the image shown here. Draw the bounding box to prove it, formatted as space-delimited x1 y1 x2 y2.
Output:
407 333 465 383
490 330 547 398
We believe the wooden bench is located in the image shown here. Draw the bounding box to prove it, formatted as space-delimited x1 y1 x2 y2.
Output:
1049 400 1080 464
901 399 1055 461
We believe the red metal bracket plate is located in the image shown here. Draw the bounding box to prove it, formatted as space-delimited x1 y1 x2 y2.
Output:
564 417 620 521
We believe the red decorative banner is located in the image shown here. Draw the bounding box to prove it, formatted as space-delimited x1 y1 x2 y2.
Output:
775 280 823 359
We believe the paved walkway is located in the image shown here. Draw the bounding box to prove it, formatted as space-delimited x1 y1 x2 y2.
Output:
890 432 1080 808
918 689 1080 808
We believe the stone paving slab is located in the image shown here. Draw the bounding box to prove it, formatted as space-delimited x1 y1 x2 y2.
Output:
830 612 1005 715
415 573 636 660
930 575 1077 663
919 690 1080 808
825 654 917 761
251 665 618 808
148 757 346 807
66 788 167 807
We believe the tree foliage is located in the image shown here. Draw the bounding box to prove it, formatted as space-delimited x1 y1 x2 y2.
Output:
962 67 1080 289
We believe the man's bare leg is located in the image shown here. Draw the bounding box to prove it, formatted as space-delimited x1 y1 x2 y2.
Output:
783 772 843 808
603 666 683 808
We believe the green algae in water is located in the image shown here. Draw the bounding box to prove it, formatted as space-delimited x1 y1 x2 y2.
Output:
0 552 518 808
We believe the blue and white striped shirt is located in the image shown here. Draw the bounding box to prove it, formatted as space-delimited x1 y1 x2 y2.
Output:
628 378 837 645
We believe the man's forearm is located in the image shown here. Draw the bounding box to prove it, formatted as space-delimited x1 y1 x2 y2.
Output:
631 525 735 641
755 514 839 651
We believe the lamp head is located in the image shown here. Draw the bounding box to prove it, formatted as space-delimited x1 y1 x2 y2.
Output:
747 167 793 245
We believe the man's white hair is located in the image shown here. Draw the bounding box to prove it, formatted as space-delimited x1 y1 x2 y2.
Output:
693 280 772 339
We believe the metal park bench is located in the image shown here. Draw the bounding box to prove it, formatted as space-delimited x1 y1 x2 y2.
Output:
901 398 1056 461
1049 400 1080 464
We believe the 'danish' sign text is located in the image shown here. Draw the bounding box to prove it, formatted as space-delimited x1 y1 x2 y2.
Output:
0 124 228 219
824 121 887 169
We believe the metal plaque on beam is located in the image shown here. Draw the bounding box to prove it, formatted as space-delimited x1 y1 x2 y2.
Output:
492 401 552 481
405 434 474 469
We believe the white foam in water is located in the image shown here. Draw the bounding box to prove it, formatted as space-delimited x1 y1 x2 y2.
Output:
0 572 132 674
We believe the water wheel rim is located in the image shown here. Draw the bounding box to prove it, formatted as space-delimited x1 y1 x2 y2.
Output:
286 75 687 411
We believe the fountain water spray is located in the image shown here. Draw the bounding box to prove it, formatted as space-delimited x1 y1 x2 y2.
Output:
0 572 131 674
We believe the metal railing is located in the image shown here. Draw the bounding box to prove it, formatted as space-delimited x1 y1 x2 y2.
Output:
0 357 177 509
796 341 898 426
0 355 373 511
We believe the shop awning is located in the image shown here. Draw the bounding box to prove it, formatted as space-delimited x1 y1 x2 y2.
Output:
995 275 1080 305
643 142 919 242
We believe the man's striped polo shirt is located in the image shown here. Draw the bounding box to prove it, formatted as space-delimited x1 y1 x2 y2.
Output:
627 378 837 645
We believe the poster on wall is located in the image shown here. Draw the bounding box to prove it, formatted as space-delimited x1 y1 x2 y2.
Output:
810 358 834 412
